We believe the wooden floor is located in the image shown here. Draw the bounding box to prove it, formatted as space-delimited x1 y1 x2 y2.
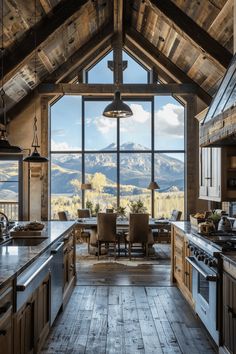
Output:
41 244 216 354
41 286 216 354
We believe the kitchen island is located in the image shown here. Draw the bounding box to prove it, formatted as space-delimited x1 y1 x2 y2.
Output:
0 221 76 354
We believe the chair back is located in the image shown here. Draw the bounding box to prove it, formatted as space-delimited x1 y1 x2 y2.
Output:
128 213 149 243
169 210 182 221
106 208 114 213
97 213 117 242
77 208 91 218
58 211 69 221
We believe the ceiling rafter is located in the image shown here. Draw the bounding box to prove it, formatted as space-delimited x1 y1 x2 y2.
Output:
4 24 113 122
126 27 212 105
147 0 232 69
1 0 89 84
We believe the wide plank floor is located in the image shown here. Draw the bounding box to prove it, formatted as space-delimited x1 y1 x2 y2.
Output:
41 285 216 354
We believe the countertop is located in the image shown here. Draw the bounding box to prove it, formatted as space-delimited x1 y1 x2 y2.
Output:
0 221 75 289
172 221 236 267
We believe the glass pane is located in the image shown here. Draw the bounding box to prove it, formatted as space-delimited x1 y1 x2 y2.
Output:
51 96 82 151
154 153 184 218
120 101 151 150
123 51 149 83
155 96 184 150
51 153 82 219
198 273 209 303
84 153 117 212
120 153 151 214
84 101 117 151
87 51 114 84
0 161 18 182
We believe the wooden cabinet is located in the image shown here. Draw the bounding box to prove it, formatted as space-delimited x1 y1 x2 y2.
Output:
14 274 50 354
14 292 37 354
199 146 236 202
172 226 193 307
0 282 13 354
199 147 222 201
63 230 76 306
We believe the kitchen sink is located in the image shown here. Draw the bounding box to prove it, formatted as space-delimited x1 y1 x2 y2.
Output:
0 237 47 247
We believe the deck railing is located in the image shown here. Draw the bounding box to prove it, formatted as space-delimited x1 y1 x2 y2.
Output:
0 201 18 221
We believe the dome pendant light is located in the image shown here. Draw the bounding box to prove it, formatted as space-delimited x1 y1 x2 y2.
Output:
0 0 22 154
23 0 48 164
23 116 48 163
103 90 133 118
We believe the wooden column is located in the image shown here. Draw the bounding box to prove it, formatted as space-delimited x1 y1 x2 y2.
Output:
41 96 51 220
185 95 198 217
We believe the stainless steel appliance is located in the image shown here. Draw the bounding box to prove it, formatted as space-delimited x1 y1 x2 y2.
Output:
50 239 64 325
186 232 223 345
186 230 236 345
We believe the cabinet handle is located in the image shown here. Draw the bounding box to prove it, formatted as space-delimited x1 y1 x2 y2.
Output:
227 305 236 318
205 177 212 180
51 242 64 254
0 330 7 336
184 271 189 276
0 301 11 315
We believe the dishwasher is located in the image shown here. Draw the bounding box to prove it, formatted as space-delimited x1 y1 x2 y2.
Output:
50 239 64 325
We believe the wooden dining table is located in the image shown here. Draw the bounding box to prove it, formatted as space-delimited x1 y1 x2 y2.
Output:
75 217 171 255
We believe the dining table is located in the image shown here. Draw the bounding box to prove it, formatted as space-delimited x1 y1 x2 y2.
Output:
75 217 171 256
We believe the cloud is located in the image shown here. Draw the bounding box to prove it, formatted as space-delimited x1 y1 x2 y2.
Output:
51 129 65 137
130 103 150 123
155 103 184 138
51 140 80 151
94 116 116 134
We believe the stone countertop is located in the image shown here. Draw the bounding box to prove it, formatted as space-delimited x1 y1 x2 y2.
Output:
0 221 75 289
171 221 192 234
221 253 236 267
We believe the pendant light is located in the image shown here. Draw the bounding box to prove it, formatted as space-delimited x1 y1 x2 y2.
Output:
148 181 160 190
23 0 48 164
103 90 133 118
0 0 22 153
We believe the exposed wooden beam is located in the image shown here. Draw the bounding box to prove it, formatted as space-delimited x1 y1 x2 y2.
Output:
38 82 199 96
126 28 212 105
1 0 89 84
46 23 113 83
147 0 232 69
113 0 123 34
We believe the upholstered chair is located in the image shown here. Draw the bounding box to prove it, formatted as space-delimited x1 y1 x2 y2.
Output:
126 213 153 260
96 212 117 260
77 208 92 252
58 211 69 221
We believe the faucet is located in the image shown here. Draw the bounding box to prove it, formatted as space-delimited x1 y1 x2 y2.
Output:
0 212 9 235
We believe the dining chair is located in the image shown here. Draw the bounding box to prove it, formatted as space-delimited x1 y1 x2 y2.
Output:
77 208 91 252
126 213 153 260
97 212 117 260
58 211 69 221
152 209 182 243
106 208 114 213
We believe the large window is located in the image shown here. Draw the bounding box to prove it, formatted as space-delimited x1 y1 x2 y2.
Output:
50 51 185 219
0 157 22 220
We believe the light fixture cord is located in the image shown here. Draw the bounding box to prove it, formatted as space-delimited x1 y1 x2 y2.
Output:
32 0 38 148
0 0 6 129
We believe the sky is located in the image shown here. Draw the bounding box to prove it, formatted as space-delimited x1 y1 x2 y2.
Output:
51 51 185 155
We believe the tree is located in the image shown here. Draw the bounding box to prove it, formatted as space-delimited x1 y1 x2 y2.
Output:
89 173 107 193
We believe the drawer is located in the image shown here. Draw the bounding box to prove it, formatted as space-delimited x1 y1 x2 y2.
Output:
0 284 13 321
0 312 12 354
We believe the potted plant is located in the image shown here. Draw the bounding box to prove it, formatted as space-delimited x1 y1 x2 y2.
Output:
94 203 100 216
116 206 126 219
129 199 147 213
85 200 94 216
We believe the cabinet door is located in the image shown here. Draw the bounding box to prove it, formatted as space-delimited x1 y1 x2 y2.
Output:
199 147 209 197
184 240 192 292
36 275 50 352
68 250 75 284
14 294 36 354
0 313 12 354
223 272 236 354
208 147 221 199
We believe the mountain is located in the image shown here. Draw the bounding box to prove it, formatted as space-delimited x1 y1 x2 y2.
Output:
51 143 184 193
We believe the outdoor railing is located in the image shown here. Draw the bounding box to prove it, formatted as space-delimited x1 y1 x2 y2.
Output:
0 201 18 221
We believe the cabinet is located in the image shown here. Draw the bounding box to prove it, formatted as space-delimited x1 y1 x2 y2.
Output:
172 226 193 307
14 274 50 354
63 230 76 306
0 282 13 354
222 271 236 354
199 147 221 201
199 146 236 202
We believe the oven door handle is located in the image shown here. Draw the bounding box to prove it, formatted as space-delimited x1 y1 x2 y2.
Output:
185 256 218 281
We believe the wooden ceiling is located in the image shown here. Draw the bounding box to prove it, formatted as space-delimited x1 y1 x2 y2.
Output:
0 0 233 120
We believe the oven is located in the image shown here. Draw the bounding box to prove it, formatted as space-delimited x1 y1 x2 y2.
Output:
186 243 221 345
